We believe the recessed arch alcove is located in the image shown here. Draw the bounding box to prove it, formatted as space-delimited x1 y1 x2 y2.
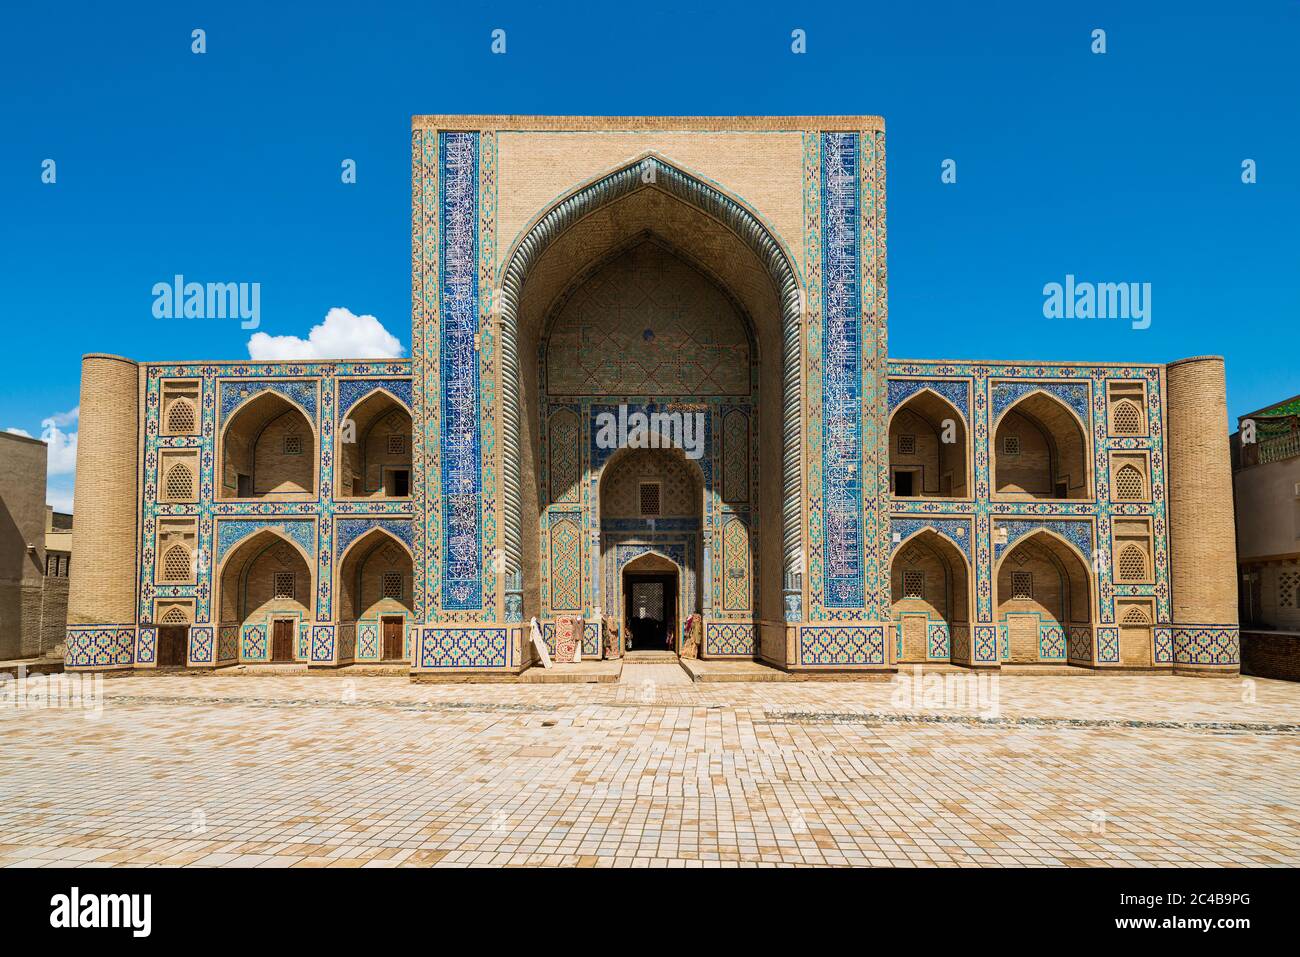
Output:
499 154 804 627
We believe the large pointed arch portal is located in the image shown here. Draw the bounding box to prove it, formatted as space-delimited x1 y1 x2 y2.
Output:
497 154 805 623
410 118 889 675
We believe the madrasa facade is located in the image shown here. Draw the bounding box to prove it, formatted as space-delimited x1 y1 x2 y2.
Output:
63 115 1241 677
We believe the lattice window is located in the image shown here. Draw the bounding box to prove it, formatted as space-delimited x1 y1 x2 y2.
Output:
283 433 303 455
164 462 194 500
1121 605 1151 625
1114 464 1144 500
902 570 924 599
1002 434 1020 456
1118 544 1147 581
161 606 188 625
639 482 661 517
162 544 190 582
274 571 296 599
1112 400 1143 435
1011 571 1033 600
381 571 403 600
166 398 196 434
1279 571 1300 609
387 433 406 456
897 434 916 455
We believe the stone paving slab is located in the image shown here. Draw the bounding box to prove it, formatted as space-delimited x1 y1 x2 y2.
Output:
0 674 1296 867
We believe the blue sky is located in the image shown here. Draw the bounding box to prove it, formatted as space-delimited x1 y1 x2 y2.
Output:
2 1 1297 510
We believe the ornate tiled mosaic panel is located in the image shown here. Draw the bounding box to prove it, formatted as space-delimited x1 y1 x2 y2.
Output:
438 131 484 612
65 627 135 668
241 623 267 660
190 626 214 665
704 621 757 657
218 379 319 424
135 626 156 665
926 620 950 659
891 517 974 564
1172 625 1240 665
1068 625 1093 662
888 377 971 422
817 132 865 610
799 625 886 666
310 624 335 663
418 627 509 668
1154 626 1174 664
335 518 414 557
973 625 999 664
216 625 238 663
1039 623 1067 659
1097 626 1120 663
337 378 412 417
549 514 582 612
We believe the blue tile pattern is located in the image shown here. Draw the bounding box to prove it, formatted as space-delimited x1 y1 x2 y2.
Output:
819 132 864 608
438 131 483 611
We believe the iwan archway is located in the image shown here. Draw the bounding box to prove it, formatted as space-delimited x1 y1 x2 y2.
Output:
499 154 803 654
409 120 892 675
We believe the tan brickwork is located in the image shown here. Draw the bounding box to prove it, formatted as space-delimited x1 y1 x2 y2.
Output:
67 355 139 626
1166 357 1239 634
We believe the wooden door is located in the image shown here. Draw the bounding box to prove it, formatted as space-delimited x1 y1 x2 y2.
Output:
382 618 404 660
271 619 294 662
158 627 187 666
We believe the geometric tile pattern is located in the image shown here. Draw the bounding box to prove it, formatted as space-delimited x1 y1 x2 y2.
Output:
418 628 509 669
1172 626 1240 666
799 625 886 666
704 621 757 657
64 627 135 669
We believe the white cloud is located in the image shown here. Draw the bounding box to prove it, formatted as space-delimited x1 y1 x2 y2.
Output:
41 407 79 476
247 307 404 361
5 408 79 511
46 481 75 514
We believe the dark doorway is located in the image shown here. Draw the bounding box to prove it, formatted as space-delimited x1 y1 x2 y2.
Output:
157 626 188 667
392 470 410 497
271 619 295 662
894 471 914 496
623 572 677 653
382 616 404 660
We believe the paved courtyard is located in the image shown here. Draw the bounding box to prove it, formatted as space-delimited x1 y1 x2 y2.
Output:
1 668 1298 867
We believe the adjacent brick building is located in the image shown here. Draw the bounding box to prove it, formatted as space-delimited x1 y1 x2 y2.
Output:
1233 393 1300 679
0 432 71 660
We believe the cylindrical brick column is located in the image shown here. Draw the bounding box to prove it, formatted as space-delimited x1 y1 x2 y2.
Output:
67 354 140 633
1165 356 1239 675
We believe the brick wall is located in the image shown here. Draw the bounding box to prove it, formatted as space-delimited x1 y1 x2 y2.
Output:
1241 631 1300 682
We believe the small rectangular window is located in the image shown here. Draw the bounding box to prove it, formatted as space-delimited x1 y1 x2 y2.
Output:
897 434 916 455
1011 571 1033 600
639 482 661 516
283 434 303 456
1003 435 1021 456
387 434 406 455
273 572 295 600
382 571 403 600
902 570 924 599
